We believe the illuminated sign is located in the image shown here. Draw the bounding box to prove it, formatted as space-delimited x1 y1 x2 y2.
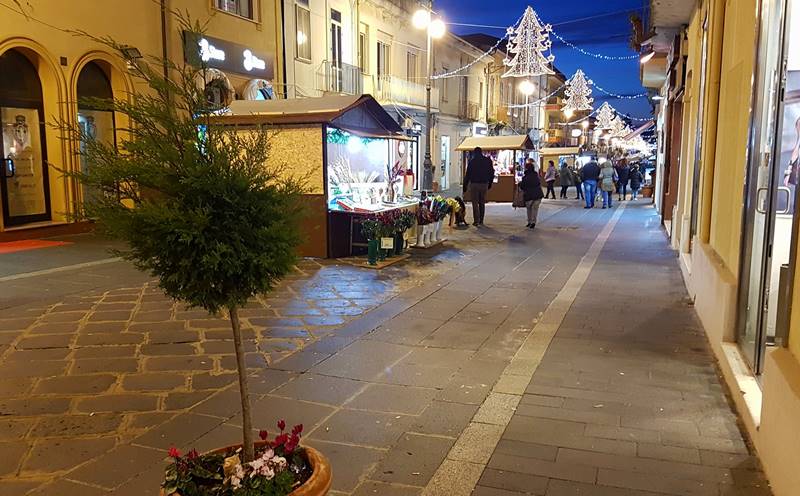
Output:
183 32 273 79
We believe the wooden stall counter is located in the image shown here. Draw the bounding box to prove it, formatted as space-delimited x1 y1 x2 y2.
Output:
463 175 516 203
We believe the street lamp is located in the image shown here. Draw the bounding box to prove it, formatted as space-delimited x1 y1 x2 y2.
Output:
518 79 535 132
413 3 445 193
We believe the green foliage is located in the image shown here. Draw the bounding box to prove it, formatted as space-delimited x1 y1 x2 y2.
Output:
360 219 381 241
64 17 306 315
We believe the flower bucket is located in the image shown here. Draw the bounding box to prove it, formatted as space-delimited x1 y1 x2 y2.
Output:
416 225 426 247
367 239 379 265
160 444 331 496
394 232 405 255
423 225 433 246
435 220 444 241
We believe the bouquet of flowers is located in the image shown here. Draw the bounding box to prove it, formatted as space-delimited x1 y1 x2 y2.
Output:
445 197 461 214
360 218 381 241
163 421 310 496
429 196 451 222
395 210 416 233
416 202 436 226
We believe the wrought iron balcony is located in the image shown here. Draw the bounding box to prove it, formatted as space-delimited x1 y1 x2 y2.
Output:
367 75 439 110
317 61 363 95
458 100 480 121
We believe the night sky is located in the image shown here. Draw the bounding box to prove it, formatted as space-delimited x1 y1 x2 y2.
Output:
436 0 652 120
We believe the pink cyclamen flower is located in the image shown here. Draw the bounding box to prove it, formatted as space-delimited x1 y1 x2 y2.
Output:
168 447 181 458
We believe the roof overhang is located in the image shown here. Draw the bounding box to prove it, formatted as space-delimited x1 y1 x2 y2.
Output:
456 135 534 151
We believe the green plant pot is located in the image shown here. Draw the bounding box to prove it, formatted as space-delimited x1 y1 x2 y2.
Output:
394 232 405 255
367 239 379 265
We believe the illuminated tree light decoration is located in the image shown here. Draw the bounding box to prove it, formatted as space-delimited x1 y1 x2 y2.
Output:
595 102 617 129
502 6 555 78
562 69 593 113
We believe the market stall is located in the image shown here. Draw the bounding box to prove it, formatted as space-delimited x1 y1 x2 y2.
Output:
212 94 416 258
456 135 535 203
539 146 581 171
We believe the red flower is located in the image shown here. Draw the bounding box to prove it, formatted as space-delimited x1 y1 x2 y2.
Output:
259 430 269 441
273 433 288 447
168 447 181 459
277 420 286 431
187 449 199 461
291 424 303 436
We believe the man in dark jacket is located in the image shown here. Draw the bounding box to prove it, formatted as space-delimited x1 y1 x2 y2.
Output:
580 160 601 208
617 159 631 201
463 147 495 226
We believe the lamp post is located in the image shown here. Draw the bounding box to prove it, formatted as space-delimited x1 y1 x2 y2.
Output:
518 79 535 132
413 4 445 193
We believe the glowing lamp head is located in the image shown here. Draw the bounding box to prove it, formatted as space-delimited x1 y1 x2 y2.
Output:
429 18 446 39
581 120 590 129
518 79 535 96
412 9 431 29
564 108 574 118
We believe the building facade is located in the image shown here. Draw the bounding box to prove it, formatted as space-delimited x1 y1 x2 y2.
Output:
0 0 284 236
641 0 800 493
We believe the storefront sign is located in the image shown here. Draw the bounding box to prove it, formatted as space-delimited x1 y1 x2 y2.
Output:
184 32 273 79
380 237 394 250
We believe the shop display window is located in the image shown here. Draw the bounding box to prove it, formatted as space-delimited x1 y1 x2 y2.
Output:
326 127 414 213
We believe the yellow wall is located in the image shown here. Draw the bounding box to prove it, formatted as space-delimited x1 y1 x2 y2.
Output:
708 0 756 275
0 0 284 231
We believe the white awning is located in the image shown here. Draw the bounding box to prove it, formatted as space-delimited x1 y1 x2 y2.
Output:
455 135 534 151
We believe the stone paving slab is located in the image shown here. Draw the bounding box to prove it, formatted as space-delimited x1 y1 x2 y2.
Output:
0 204 564 493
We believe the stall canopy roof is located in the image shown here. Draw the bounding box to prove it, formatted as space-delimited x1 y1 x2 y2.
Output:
212 94 408 140
540 146 581 156
456 135 534 151
622 120 655 141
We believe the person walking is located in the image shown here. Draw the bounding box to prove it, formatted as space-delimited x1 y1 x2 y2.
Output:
629 164 644 200
599 160 618 209
559 161 573 199
463 147 495 226
572 166 584 200
617 159 630 201
544 161 557 199
519 159 544 229
580 159 601 208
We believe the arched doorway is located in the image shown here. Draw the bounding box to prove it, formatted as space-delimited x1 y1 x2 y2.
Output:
76 61 115 202
0 49 51 226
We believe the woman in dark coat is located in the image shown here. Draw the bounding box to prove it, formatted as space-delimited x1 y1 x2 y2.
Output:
629 164 644 200
519 159 545 229
617 159 631 201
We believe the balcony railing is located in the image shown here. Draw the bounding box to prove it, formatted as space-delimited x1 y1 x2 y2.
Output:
368 74 439 110
458 100 480 121
317 61 363 95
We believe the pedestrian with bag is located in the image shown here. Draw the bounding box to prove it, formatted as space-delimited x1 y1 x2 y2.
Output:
463 147 495 226
572 166 584 200
617 159 631 201
629 164 644 200
544 160 557 199
559 161 573 199
518 158 544 229
580 159 601 208
599 160 618 208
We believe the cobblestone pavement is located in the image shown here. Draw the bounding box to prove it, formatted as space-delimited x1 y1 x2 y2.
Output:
0 201 772 496
0 203 561 495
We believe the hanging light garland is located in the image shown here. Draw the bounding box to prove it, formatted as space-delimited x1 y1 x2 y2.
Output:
506 82 567 108
593 82 648 99
549 31 639 60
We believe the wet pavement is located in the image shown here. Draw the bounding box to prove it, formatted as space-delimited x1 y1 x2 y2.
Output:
0 200 773 496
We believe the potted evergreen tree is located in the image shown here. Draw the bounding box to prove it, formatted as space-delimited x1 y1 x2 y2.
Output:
66 21 331 495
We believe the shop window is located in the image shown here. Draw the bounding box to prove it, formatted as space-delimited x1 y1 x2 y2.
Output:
215 0 254 20
77 62 116 203
0 49 50 226
295 0 311 61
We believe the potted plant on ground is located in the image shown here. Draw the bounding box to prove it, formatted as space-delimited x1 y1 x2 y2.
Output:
65 19 331 495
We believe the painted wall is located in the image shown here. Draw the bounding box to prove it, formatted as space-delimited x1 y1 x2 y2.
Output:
707 0 756 276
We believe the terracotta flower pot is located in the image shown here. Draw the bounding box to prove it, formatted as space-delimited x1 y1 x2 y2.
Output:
160 444 331 496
